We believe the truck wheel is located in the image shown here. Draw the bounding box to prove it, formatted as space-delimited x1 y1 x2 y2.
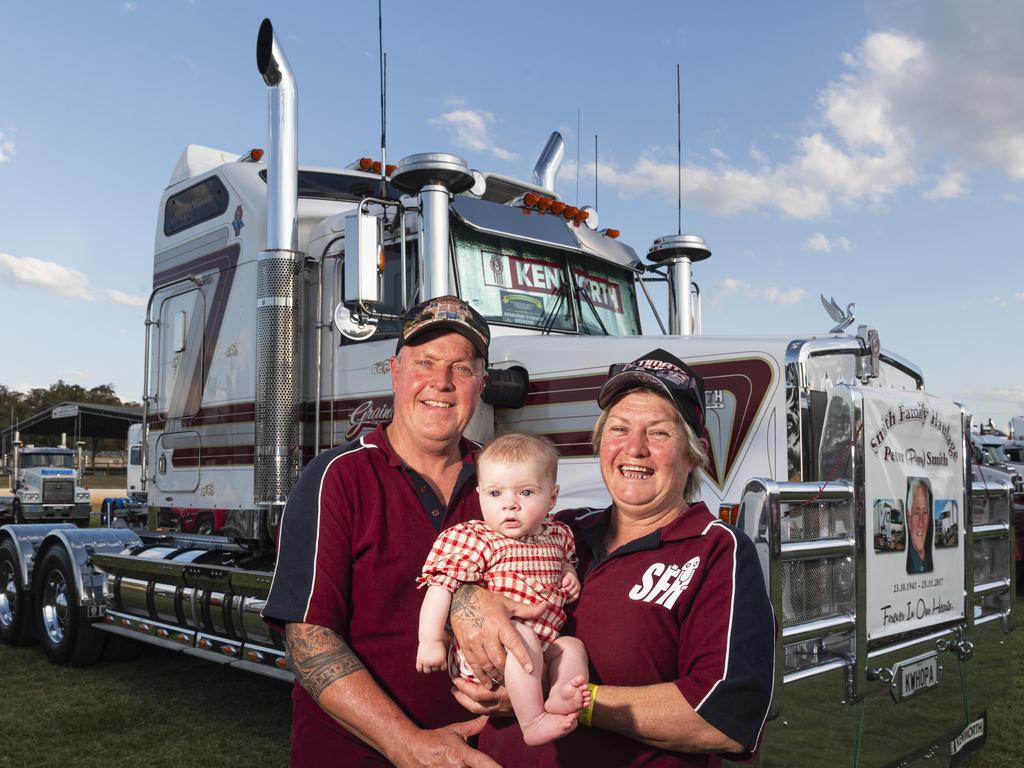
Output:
0 539 35 645
33 546 106 666
195 513 214 535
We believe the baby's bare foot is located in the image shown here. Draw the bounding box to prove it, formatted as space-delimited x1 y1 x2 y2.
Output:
544 674 590 715
520 711 578 746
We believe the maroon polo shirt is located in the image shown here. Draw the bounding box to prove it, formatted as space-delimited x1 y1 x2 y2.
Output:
480 502 775 767
262 425 482 767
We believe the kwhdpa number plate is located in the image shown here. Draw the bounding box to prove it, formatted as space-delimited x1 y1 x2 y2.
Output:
891 651 939 702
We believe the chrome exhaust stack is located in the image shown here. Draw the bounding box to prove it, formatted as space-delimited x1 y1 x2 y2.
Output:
532 132 564 195
251 19 302 533
391 153 474 299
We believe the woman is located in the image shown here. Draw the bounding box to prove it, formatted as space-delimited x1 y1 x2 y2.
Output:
450 348 776 767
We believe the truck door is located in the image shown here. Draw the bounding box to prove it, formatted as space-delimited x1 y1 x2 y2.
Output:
152 287 205 493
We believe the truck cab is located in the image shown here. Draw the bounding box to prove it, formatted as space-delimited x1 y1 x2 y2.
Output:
6 443 91 527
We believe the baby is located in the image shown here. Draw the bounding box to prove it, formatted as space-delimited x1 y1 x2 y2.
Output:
416 432 591 745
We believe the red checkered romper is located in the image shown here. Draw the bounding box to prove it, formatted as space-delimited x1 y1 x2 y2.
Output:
418 518 576 675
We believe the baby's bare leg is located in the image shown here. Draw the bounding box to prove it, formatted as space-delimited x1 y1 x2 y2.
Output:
543 636 591 715
505 623 578 746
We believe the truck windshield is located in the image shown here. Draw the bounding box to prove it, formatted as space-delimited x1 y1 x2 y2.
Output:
452 221 641 336
21 452 75 468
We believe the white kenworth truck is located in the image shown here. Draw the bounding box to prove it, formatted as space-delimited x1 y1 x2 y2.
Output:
0 20 1014 767
3 435 91 527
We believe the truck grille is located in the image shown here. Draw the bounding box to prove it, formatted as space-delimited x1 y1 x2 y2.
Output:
42 479 75 504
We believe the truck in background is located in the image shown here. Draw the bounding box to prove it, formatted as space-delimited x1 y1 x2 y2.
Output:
2 433 91 527
0 19 1015 768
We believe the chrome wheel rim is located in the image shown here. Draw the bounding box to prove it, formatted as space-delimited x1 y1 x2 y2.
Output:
0 561 17 629
41 569 69 645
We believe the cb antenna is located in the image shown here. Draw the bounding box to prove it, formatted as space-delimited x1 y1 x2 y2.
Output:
677 63 682 234
594 134 598 209
378 0 387 188
576 107 581 204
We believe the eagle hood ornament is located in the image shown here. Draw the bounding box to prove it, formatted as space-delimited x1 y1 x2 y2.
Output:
820 295 856 334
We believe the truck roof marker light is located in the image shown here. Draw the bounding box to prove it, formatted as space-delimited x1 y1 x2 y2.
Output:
602 228 620 239
573 209 589 224
358 157 374 171
550 201 566 215
385 164 396 176
523 192 540 209
371 160 382 174
240 148 265 162
563 206 580 221
536 196 553 212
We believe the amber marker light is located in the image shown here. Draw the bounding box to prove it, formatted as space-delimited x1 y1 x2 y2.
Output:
275 657 289 670
250 148 265 161
523 192 540 208
605 228 620 239
385 164 397 176
550 201 566 215
377 245 386 273
536 196 553 211
563 206 580 220
358 157 374 171
719 504 740 525
574 209 589 223
371 161 383 174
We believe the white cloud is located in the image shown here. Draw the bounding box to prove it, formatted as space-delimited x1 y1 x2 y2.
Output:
710 147 728 161
0 131 14 163
1015 292 1024 300
0 251 144 306
429 108 519 162
121 2 136 13
1003 193 1023 203
105 288 147 307
598 5 1024 218
990 296 1008 308
804 233 851 252
965 386 1024 409
717 277 806 305
924 164 968 199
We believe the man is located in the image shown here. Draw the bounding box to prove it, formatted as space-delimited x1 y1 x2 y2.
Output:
262 296 534 767
906 478 934 574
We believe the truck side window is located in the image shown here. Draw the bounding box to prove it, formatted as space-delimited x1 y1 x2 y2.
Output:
164 176 229 236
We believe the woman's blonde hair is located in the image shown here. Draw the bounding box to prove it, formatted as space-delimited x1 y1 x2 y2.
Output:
591 388 708 501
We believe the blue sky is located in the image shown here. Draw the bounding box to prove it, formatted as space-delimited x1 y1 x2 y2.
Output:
1 1 1022 429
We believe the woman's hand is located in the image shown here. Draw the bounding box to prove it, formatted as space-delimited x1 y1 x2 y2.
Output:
449 584 546 686
450 676 515 717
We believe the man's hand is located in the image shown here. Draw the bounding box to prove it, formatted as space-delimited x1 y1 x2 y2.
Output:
560 569 581 602
393 716 502 768
449 584 546 686
450 676 514 717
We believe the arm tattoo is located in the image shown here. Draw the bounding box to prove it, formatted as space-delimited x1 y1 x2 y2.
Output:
286 623 366 701
451 583 486 630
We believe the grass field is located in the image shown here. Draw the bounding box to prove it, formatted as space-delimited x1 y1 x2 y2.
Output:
0 626 1019 767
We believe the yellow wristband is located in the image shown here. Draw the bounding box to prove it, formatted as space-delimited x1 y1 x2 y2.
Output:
577 683 599 726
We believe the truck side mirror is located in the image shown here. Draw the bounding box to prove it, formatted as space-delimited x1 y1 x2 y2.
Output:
343 209 383 305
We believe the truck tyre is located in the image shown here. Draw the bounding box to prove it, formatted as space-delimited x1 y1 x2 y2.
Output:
0 539 35 646
195 513 214 535
33 545 106 666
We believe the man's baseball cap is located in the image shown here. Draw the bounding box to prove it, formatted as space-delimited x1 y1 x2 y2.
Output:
597 348 705 435
396 295 490 361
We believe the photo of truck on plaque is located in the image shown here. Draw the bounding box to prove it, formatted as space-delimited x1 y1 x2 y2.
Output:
934 499 960 548
873 498 906 553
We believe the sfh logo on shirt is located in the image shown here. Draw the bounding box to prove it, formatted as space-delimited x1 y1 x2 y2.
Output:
627 556 701 610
